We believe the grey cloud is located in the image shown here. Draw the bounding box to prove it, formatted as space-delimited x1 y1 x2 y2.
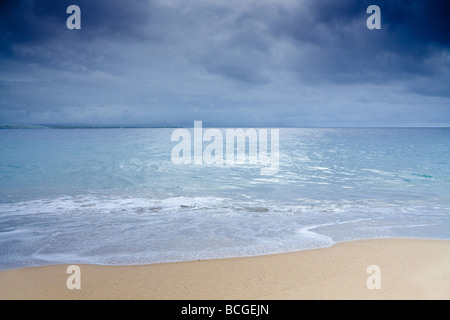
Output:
266 0 450 87
0 0 449 127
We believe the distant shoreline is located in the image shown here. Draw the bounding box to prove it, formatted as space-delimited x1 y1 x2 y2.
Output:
0 124 181 129
2 124 450 129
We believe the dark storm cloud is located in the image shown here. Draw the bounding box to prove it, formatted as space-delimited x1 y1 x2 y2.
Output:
0 0 156 71
0 0 449 126
267 0 450 85
0 0 152 43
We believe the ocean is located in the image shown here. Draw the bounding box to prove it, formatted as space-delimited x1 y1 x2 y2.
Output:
1 127 449 270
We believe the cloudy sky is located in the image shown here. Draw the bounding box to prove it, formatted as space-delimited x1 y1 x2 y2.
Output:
1 0 449 127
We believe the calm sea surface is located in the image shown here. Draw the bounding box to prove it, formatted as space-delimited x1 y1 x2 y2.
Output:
1 128 449 269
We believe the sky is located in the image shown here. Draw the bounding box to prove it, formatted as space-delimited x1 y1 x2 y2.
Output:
0 0 449 127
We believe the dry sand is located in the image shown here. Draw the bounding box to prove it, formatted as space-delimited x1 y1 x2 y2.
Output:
1 238 449 300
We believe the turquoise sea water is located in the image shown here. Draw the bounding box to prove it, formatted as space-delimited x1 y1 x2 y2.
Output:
1 128 449 269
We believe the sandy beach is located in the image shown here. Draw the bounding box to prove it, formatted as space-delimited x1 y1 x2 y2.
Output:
0 238 449 300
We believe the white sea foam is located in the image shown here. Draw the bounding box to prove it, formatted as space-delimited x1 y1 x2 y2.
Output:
1 194 449 269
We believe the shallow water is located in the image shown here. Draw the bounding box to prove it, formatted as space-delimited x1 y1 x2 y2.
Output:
1 128 449 269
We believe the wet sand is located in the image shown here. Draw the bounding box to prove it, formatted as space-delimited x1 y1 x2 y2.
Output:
1 238 449 300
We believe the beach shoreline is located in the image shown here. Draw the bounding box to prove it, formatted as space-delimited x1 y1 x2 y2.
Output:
1 238 449 300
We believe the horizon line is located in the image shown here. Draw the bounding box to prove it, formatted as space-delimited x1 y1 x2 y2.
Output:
1 124 450 129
